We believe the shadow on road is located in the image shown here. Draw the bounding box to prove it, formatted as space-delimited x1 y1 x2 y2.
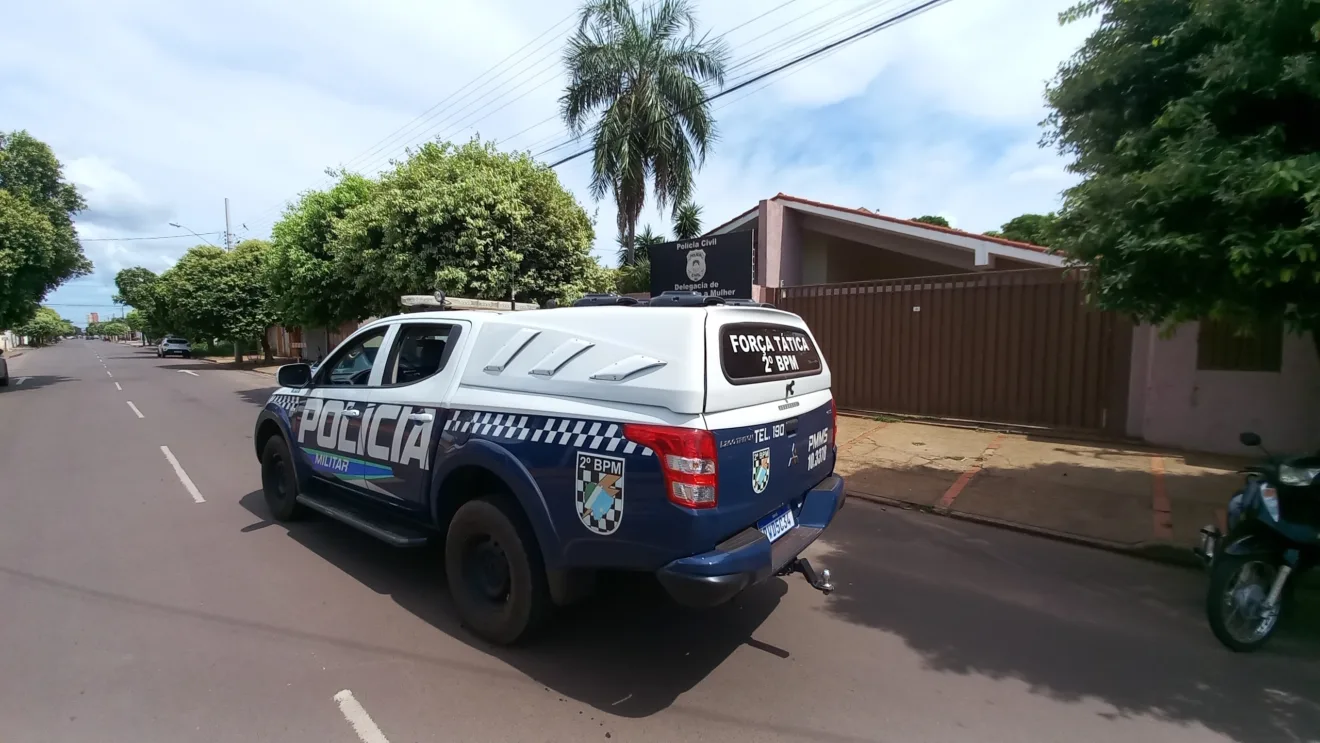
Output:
1 375 74 393
237 490 786 718
235 386 278 408
818 503 1320 743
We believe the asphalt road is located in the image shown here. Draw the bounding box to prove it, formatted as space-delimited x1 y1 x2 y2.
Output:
1 340 1318 743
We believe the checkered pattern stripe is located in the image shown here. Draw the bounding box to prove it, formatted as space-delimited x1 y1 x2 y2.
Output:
443 410 653 456
576 461 624 535
268 393 302 412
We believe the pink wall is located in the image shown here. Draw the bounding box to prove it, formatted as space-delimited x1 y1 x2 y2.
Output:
1127 323 1320 455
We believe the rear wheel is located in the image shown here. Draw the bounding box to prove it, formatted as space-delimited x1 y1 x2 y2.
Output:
1207 554 1283 652
261 436 306 522
445 496 551 645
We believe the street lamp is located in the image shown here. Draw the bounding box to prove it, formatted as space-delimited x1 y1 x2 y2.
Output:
169 222 221 248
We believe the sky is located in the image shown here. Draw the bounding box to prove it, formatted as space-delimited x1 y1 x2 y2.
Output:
2 0 1095 325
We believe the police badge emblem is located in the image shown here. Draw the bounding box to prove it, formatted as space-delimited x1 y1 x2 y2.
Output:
575 452 625 535
752 447 770 494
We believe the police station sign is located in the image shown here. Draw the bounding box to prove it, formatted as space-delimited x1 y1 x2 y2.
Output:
648 231 754 300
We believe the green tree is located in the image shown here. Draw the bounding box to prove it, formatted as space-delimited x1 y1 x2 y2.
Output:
113 267 161 343
911 215 950 228
16 306 70 346
613 225 664 294
673 202 703 239
154 240 277 361
616 224 665 267
1046 0 1320 340
993 213 1058 246
267 171 377 328
333 140 599 311
0 131 92 329
99 320 130 338
561 0 729 265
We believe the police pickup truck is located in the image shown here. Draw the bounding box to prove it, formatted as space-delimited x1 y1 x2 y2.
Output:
254 293 844 644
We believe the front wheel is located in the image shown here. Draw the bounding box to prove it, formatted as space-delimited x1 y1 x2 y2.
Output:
261 436 306 522
445 496 551 645
1207 554 1284 652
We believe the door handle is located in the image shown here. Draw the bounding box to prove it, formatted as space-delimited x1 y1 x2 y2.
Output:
342 408 362 418
408 412 434 422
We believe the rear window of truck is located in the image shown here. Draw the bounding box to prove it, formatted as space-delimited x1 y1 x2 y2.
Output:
720 323 823 384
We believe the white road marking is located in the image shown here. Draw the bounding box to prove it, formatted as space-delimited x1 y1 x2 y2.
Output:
177 370 199 376
106 370 113 377
160 446 205 503
333 690 391 743
126 401 144 418
13 377 28 386
114 382 122 391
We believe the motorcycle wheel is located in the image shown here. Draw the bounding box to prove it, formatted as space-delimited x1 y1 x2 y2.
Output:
1206 554 1283 652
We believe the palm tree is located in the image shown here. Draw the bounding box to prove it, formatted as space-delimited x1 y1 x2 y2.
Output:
616 224 665 267
673 202 702 239
561 0 728 266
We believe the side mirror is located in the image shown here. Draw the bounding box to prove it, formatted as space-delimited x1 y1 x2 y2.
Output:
277 363 313 388
1239 431 1262 448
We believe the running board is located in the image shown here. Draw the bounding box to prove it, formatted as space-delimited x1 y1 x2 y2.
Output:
295 493 430 547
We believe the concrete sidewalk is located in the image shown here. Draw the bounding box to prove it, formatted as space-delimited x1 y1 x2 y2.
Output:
835 415 1246 564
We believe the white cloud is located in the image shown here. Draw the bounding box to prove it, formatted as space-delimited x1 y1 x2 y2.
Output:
2 0 1095 320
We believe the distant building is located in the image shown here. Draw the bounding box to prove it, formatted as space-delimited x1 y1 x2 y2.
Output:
88 312 99 324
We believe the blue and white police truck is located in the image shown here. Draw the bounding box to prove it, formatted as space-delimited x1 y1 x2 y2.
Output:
253 292 845 644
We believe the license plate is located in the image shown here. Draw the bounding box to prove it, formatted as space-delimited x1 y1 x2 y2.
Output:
757 505 796 543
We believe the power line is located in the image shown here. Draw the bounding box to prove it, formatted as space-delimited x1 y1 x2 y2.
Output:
78 232 224 242
544 0 949 168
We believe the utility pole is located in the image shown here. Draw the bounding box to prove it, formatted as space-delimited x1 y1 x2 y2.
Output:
224 197 233 251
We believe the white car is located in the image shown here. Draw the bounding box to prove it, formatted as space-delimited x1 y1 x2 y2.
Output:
0 349 8 386
157 337 192 358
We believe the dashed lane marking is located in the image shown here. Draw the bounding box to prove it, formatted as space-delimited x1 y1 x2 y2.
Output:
126 401 144 419
177 370 199 377
114 382 122 391
106 370 113 377
160 446 205 503
333 690 391 743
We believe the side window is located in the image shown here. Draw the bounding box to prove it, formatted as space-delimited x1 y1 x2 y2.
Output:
318 327 388 386
386 324 457 385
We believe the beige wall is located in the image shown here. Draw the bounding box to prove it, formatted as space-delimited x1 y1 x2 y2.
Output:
1126 323 1320 455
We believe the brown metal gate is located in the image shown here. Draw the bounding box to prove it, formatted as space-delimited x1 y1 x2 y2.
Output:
770 269 1132 433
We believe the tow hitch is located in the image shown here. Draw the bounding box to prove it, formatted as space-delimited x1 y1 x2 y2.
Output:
779 557 834 595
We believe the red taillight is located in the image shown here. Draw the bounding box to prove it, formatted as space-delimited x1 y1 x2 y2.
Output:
830 399 838 446
622 424 718 509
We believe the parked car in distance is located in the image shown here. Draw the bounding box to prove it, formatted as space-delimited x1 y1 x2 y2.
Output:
0 349 8 386
157 337 192 358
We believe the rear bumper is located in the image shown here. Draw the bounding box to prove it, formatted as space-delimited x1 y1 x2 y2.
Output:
656 474 846 607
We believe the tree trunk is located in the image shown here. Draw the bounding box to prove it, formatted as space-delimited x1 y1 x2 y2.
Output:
261 334 272 362
625 220 636 268
233 339 242 363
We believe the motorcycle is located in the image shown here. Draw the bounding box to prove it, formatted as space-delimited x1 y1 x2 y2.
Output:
1195 432 1320 652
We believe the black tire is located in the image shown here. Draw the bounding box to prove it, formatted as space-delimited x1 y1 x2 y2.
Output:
445 496 552 645
0 377 7 387
261 436 306 522
183 352 191 359
1207 554 1283 652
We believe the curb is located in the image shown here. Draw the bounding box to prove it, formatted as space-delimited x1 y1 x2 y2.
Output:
847 488 1204 569
847 489 1320 588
